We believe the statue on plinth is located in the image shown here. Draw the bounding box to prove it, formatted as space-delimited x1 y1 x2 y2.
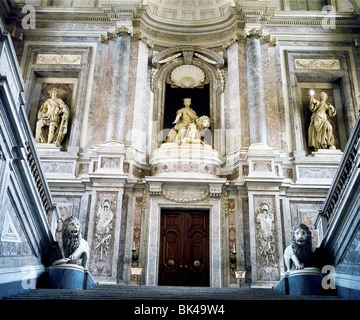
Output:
308 91 337 151
284 223 313 272
53 216 89 269
35 88 70 148
165 98 210 145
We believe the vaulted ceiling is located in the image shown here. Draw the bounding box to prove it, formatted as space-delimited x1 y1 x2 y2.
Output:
142 0 235 25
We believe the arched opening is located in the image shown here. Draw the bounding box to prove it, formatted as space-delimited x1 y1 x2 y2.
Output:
150 46 225 155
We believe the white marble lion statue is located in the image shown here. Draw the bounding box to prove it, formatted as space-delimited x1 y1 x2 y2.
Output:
182 115 211 145
53 216 90 269
284 223 313 272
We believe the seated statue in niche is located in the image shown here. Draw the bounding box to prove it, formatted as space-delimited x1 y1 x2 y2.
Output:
308 91 337 151
34 88 70 148
165 98 210 145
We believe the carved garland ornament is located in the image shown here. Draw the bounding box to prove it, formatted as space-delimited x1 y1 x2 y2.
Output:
162 189 210 203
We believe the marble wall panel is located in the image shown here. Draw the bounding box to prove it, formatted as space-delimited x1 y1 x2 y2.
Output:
54 203 74 256
289 201 323 248
0 194 33 257
132 196 143 268
124 39 140 145
228 199 237 284
341 226 360 268
117 194 128 281
89 192 118 278
253 196 279 282
262 44 282 149
242 198 251 283
89 40 116 146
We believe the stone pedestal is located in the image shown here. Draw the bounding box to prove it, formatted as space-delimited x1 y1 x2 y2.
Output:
48 263 96 290
150 142 222 178
35 143 62 152
274 267 323 295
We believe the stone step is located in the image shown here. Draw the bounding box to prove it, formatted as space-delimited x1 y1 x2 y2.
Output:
3 285 340 301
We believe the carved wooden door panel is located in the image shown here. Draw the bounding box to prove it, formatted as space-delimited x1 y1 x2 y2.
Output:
159 209 209 287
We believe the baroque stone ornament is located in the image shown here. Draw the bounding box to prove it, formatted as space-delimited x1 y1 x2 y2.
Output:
256 203 276 265
94 199 114 260
165 98 210 145
162 188 210 203
34 88 70 148
170 65 205 89
53 216 90 269
284 223 313 272
308 91 337 151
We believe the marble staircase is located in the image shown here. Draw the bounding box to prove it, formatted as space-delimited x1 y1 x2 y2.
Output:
3 285 340 301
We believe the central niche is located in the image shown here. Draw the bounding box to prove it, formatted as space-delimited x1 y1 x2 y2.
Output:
150 46 225 154
163 83 211 144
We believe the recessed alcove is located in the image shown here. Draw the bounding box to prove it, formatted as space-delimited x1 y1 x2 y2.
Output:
162 83 211 144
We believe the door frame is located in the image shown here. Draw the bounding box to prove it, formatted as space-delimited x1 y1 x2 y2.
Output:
145 201 223 287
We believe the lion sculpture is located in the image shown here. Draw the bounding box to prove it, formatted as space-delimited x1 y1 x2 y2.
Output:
284 223 313 272
53 216 90 269
182 115 211 145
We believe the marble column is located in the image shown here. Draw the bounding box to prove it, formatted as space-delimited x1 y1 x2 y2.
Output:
130 40 150 153
105 33 131 142
226 42 242 155
246 33 267 146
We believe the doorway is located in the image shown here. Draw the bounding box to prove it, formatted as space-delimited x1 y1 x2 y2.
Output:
158 209 210 287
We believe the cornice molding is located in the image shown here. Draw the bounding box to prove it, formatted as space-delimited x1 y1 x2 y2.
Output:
8 3 360 49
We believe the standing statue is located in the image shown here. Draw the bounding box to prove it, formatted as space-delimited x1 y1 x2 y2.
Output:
308 91 337 151
165 98 210 145
35 88 70 147
256 203 276 265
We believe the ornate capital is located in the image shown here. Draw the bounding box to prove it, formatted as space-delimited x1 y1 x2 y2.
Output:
99 22 134 43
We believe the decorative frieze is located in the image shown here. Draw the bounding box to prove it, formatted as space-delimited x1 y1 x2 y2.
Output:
298 167 337 179
162 188 210 203
295 59 341 70
36 54 82 65
41 161 75 174
151 162 219 176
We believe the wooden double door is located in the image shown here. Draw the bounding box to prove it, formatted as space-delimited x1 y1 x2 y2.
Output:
159 209 210 287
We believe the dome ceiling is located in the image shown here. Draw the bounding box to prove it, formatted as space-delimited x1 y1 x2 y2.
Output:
142 0 235 25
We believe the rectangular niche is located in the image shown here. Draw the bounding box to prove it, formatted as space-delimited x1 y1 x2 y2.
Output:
298 82 347 155
29 78 78 151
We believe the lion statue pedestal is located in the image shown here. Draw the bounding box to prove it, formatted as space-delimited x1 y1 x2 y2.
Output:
274 267 323 296
48 216 96 290
48 263 96 290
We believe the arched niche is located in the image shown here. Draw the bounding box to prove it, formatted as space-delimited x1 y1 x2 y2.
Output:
150 46 225 155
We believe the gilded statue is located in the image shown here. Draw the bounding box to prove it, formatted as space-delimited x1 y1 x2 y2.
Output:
35 88 70 147
308 91 337 151
165 98 210 145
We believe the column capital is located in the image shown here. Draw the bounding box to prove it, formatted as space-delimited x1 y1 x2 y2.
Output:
99 21 133 43
244 27 277 46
